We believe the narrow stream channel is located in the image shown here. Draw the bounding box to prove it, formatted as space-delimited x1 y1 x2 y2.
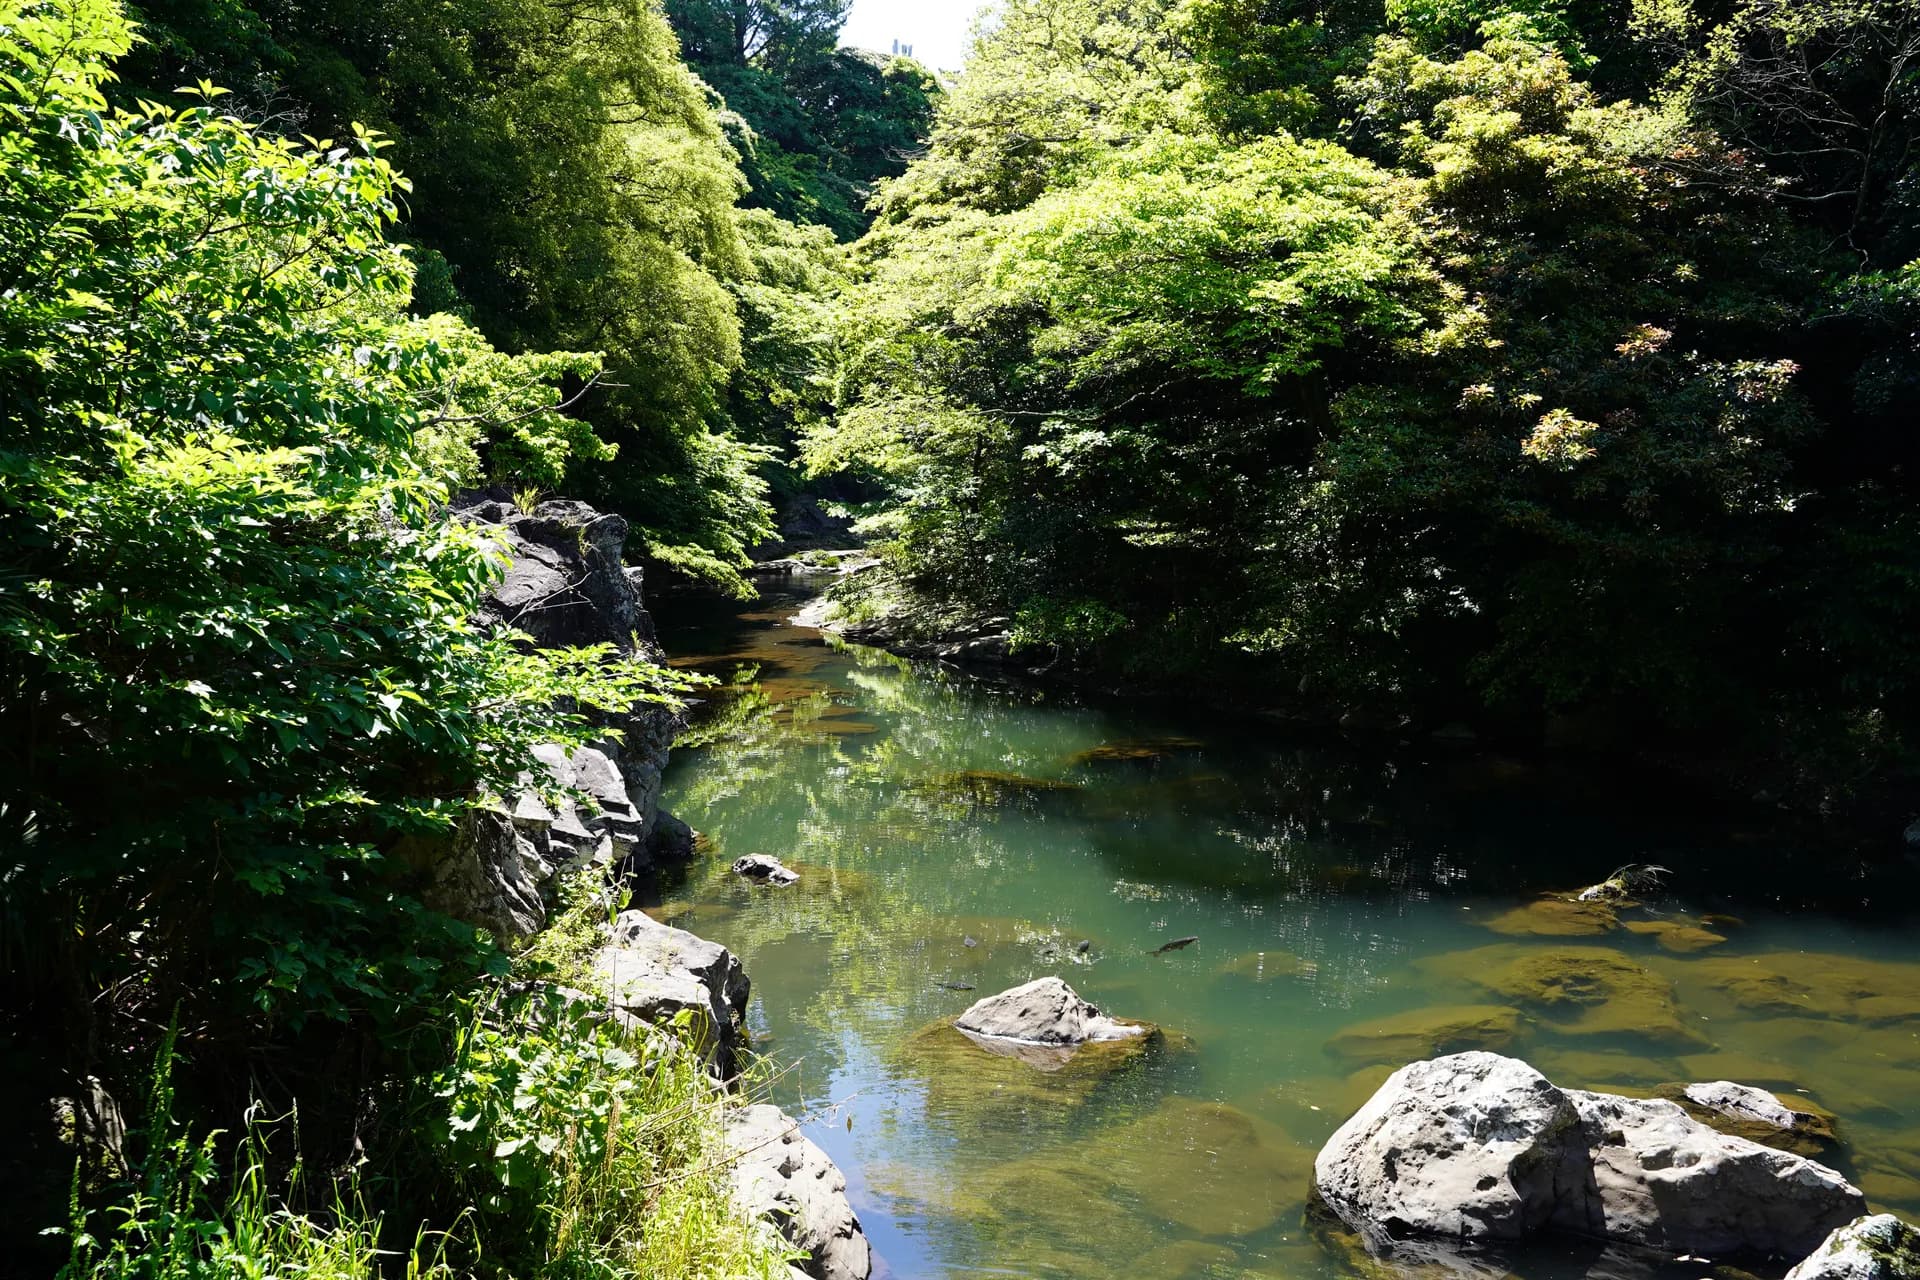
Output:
649 582 1920 1280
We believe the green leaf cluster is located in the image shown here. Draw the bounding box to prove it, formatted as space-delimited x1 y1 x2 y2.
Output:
0 0 676 1037
816 0 1920 803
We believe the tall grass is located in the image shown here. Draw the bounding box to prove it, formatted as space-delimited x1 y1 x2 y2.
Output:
56 908 798 1280
55 1030 457 1280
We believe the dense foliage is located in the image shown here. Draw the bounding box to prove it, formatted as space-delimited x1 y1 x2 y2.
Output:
817 0 1920 808
667 0 942 239
107 0 899 588
0 0 798 1272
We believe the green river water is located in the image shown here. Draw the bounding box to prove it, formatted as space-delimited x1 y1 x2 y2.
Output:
648 583 1920 1280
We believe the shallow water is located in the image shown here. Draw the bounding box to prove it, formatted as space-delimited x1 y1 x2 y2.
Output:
650 584 1920 1280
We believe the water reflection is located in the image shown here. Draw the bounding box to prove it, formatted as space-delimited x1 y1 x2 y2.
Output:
652 584 1920 1280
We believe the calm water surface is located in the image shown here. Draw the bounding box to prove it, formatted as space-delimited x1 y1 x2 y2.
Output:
649 584 1920 1280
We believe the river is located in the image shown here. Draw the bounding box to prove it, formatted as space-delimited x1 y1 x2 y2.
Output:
648 581 1920 1280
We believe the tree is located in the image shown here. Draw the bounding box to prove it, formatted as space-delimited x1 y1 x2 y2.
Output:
0 0 665 1053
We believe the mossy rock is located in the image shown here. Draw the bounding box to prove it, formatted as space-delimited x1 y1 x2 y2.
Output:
1482 897 1619 937
1684 952 1920 1021
1079 1097 1315 1237
1324 1003 1524 1066
1419 944 1710 1050
1068 736 1206 766
1623 918 1728 953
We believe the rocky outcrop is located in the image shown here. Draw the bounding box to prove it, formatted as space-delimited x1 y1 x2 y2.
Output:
417 808 548 943
594 909 750 1078
1788 1215 1920 1280
723 1104 872 1280
419 496 688 938
1316 1051 1865 1262
954 977 1148 1048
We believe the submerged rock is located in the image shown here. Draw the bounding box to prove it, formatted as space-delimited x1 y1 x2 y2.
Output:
594 909 749 1077
1216 949 1305 983
1323 1004 1523 1067
1788 1215 1920 1280
1420 943 1709 1049
954 976 1149 1049
732 853 799 886
1624 918 1728 953
1084 1097 1313 1238
1315 1051 1865 1262
723 1104 872 1280
1687 952 1920 1023
1482 897 1620 937
1068 736 1205 766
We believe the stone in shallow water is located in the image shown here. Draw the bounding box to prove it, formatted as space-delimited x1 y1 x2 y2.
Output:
1683 1079 1827 1132
954 976 1149 1047
1083 1097 1314 1238
732 852 799 885
1420 943 1709 1050
1483 897 1619 937
1623 918 1728 953
896 1017 1161 1116
1685 952 1920 1022
1323 1004 1523 1066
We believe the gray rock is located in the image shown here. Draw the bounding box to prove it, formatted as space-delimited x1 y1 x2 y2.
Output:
1560 1086 1863 1256
594 910 749 1077
722 1104 872 1280
1314 1051 1865 1261
420 810 547 943
733 853 799 885
460 493 680 861
953 977 1149 1047
1314 1052 1585 1245
1788 1215 1920 1280
1685 1080 1815 1133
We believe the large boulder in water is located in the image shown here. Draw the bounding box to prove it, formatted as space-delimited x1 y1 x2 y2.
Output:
1314 1051 1587 1244
722 1104 872 1280
954 977 1148 1047
1787 1215 1920 1280
1315 1051 1865 1261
